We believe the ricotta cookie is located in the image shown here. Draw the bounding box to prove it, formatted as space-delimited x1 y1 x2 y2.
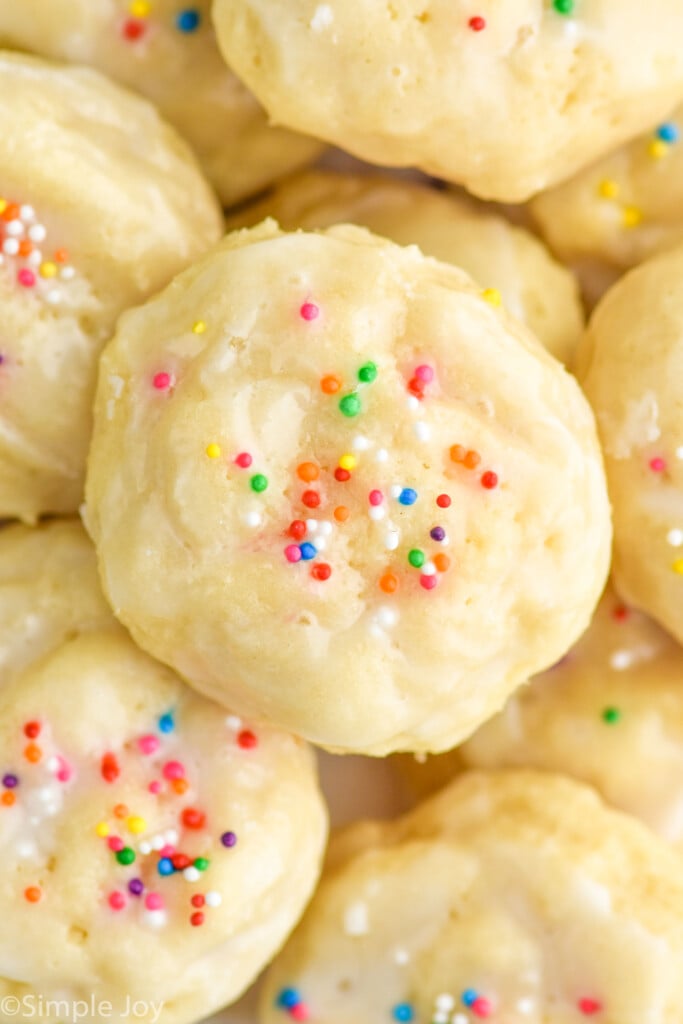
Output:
0 51 222 521
579 244 683 645
0 0 321 206
213 0 683 202
399 586 683 849
229 170 583 365
261 771 683 1024
0 520 327 1024
85 222 610 755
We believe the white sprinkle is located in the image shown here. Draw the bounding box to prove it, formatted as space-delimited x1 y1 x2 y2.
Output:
375 448 389 463
452 1015 469 1024
610 648 634 671
46 756 60 772
353 435 371 451
16 840 37 858
60 266 75 280
5 219 24 237
376 607 397 629
27 249 42 266
165 829 179 846
394 948 409 965
390 484 402 499
151 836 165 852
677 446 683 460
369 505 386 521
422 561 437 576
205 891 222 908
3 238 19 255
244 511 262 528
45 289 62 304
385 530 400 551
306 519 319 533
315 537 327 552
19 205 35 222
433 1014 448 1024
310 3 334 30
414 421 430 441
343 900 369 936
139 841 152 856
435 995 455 1013
668 528 683 547
516 998 534 1015
28 224 46 243
319 521 333 536
184 867 201 883
226 715 242 731
406 395 419 412
143 910 167 929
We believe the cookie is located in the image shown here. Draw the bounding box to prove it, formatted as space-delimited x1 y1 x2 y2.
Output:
0 0 322 206
84 221 610 755
261 771 683 1024
0 51 222 521
213 0 683 202
0 520 327 1024
228 170 583 365
578 244 683 645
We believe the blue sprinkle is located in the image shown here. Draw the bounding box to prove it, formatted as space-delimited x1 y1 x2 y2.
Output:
277 989 300 1009
392 1004 414 1022
176 8 201 32
158 712 175 733
157 857 175 876
299 542 317 561
398 488 417 506
657 122 679 144
462 989 478 1008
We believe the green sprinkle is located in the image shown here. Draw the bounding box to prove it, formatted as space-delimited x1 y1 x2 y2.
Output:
408 549 425 569
602 707 621 725
358 362 378 383
553 0 574 13
194 857 210 871
339 394 361 418
116 847 136 866
250 473 268 493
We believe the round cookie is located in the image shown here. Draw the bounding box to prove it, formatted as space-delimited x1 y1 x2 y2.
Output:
532 109 683 286
261 771 683 1024
84 221 611 755
228 170 583 365
0 0 321 207
579 244 683 645
398 586 683 849
0 520 327 1024
213 0 683 203
0 51 222 521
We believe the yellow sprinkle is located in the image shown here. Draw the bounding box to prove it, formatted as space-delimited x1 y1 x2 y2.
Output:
39 261 57 279
648 139 669 160
127 815 147 834
482 288 501 307
206 443 222 459
129 0 150 16
0 199 6 215
673 559 683 575
622 205 643 229
95 822 110 838
338 453 357 471
597 179 619 200
192 320 206 334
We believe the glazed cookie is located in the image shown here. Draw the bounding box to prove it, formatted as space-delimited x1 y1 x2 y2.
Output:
398 586 683 848
0 520 327 1024
0 51 222 521
532 109 683 285
261 771 683 1024
85 221 610 755
579 243 683 645
0 0 321 206
213 0 683 202
228 170 583 365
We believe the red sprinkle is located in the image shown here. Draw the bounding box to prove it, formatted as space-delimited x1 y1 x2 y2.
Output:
108 837 124 853
311 563 332 581
181 808 206 830
24 722 41 739
407 377 425 398
302 490 321 509
481 471 499 490
436 494 451 508
291 1005 310 1022
172 853 191 871
109 892 126 911
472 997 493 1018
191 894 205 908
237 729 258 750
469 15 486 30
334 467 351 482
17 268 36 288
578 999 602 1016
369 489 383 506
649 456 667 472
101 753 120 784
152 372 172 390
420 574 438 590
190 911 205 927
613 605 630 621
300 302 319 321
235 452 252 469
288 520 307 540
122 17 146 39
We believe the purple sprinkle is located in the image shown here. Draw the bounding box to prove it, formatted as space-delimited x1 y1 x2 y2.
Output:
128 878 144 896
2 773 18 789
430 526 446 542
221 831 237 848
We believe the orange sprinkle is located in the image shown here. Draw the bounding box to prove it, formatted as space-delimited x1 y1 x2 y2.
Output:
2 202 19 222
24 743 41 764
450 444 465 463
172 778 189 795
113 803 128 819
334 505 349 522
297 462 319 482
434 554 451 573
464 450 481 469
24 886 42 903
54 248 69 264
1 791 15 806
321 374 341 395
380 572 399 594
18 239 33 257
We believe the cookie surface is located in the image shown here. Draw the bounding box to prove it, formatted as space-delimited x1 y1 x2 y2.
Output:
85 222 610 755
229 170 583 365
0 0 321 206
0 521 327 1024
261 771 683 1024
0 51 222 521
213 0 683 202
579 244 683 644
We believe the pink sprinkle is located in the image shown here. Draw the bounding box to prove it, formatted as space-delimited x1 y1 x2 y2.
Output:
414 364 434 383
291 1005 310 1022
145 892 164 912
152 372 172 390
368 489 383 506
160 844 175 857
578 999 602 1016
284 544 302 563
420 574 438 590
17 268 36 288
108 891 126 911
472 998 493 1018
138 734 160 756
149 781 162 795
300 302 319 322
649 457 667 472
235 452 253 469
162 760 185 780
108 836 124 852
55 756 72 783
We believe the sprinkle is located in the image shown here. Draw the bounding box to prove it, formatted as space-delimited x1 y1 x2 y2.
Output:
300 302 319 321
602 707 621 724
129 879 144 896
244 511 262 528
398 488 417 506
299 542 317 560
434 553 450 573
190 911 205 926
657 123 679 143
192 320 206 334
469 15 486 30
414 421 431 441
285 545 302 563
648 139 669 160
221 831 238 848
385 529 400 551
311 563 332 581
380 572 399 594
17 268 35 288
145 893 164 911
297 462 319 482
181 807 206 830
597 179 619 199
622 206 642 229
339 453 357 471
376 607 398 628
430 526 446 542
358 362 378 383
369 489 384 506
39 261 57 278
321 374 341 394
122 17 146 40
291 1005 310 1021
24 887 42 903
24 743 41 763
162 761 185 780
339 394 361 417
335 467 351 482
481 471 499 489
250 473 268 493
2 773 18 789
435 995 456 1012
101 753 120 783
672 558 683 575
376 448 389 462
176 9 201 32
206 443 222 459
205 891 222 907
127 816 147 834
152 372 172 391
238 728 258 748
334 505 349 522
191 894 205 909
471 997 493 1018
392 1005 414 1022
462 991 477 1008
109 891 126 911
450 444 465 463
553 0 575 12
302 490 321 509
116 847 136 866
408 549 425 568
420 574 438 590
344 900 369 935
278 990 301 1010
577 998 602 1016
158 712 175 733
289 520 307 540
482 288 501 306
138 735 160 756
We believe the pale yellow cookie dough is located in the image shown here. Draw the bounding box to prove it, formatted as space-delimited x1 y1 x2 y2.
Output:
0 51 222 522
532 107 683 282
261 771 683 1024
399 585 683 850
85 221 610 756
213 0 683 203
228 170 583 365
0 0 321 206
579 244 683 645
0 520 327 1024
